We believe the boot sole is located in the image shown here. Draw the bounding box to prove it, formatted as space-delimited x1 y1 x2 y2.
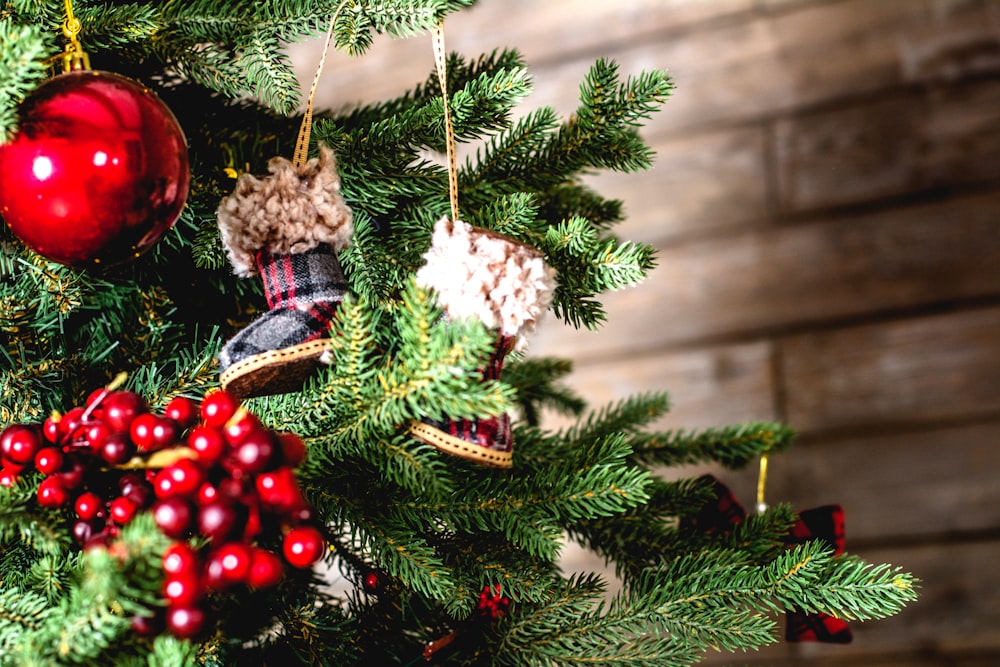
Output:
220 339 330 399
408 420 512 468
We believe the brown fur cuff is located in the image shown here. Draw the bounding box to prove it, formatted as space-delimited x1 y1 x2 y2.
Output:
217 145 353 277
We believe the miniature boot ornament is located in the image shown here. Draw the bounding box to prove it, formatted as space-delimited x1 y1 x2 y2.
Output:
216 145 353 399
409 217 557 468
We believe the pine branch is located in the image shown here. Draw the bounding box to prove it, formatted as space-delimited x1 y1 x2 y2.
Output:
503 356 586 426
0 19 51 142
631 422 796 469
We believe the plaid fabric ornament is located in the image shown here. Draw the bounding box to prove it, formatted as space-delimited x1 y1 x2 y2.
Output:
409 218 556 468
783 504 853 643
215 146 353 398
218 245 348 397
682 477 853 644
680 474 747 535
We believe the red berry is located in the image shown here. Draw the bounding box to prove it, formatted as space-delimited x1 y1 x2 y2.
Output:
363 571 380 593
109 496 139 525
57 407 86 443
75 491 104 521
149 417 180 451
255 467 304 513
248 548 283 589
164 396 198 428
56 457 86 490
202 551 228 591
200 390 238 428
37 476 69 507
153 497 192 538
187 426 226 465
42 416 61 444
120 478 153 508
213 542 252 584
33 447 64 475
100 432 135 465
129 413 158 451
72 519 94 545
1 459 27 475
276 431 307 467
131 612 163 637
227 430 277 476
222 410 262 445
84 423 112 453
197 500 240 542
102 391 147 433
163 574 202 606
166 605 206 639
196 482 219 505
85 387 108 409
163 542 200 577
282 525 325 568
242 503 262 542
2 425 41 465
154 458 205 500
0 467 18 487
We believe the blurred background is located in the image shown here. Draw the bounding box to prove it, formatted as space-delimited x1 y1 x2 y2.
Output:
291 1 1000 664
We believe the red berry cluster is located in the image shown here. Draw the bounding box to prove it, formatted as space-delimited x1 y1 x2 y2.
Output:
476 584 512 621
0 387 326 639
0 388 178 547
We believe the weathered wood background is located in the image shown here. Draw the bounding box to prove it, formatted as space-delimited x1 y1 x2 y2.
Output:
293 1 1000 663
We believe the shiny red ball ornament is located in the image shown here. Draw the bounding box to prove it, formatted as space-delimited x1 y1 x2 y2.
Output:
0 71 190 266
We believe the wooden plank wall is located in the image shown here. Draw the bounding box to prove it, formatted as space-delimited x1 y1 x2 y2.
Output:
292 1 1000 663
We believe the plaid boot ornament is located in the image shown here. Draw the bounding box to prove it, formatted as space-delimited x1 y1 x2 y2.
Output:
783 505 853 643
216 146 353 398
409 218 557 468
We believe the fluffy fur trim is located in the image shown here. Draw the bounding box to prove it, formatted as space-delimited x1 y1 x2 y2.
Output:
217 145 353 277
415 218 557 341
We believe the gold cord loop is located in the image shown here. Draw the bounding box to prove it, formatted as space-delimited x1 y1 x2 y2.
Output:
432 21 459 223
755 452 769 513
293 0 350 167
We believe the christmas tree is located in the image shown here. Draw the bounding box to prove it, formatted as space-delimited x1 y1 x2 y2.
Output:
0 2 917 665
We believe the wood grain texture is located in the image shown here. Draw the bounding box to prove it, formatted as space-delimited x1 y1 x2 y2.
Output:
584 125 769 245
533 191 1000 358
775 79 1000 213
539 340 776 432
765 423 1000 541
781 306 1000 432
522 0 1000 134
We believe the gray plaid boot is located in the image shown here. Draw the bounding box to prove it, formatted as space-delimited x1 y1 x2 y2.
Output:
216 146 353 398
410 218 557 468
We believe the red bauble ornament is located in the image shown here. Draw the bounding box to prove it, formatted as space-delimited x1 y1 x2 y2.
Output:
0 71 189 266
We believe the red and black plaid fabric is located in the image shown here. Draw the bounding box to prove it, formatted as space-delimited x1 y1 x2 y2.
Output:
218 244 347 372
783 504 852 644
682 478 852 644
422 333 515 455
680 474 746 535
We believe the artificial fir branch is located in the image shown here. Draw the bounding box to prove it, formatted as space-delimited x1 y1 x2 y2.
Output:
502 356 586 426
0 20 51 142
631 422 797 469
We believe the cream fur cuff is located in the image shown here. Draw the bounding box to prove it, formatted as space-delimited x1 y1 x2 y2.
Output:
416 218 557 341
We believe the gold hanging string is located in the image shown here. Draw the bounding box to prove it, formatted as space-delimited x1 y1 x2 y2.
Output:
755 452 769 513
432 21 459 223
60 0 90 72
292 0 350 167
